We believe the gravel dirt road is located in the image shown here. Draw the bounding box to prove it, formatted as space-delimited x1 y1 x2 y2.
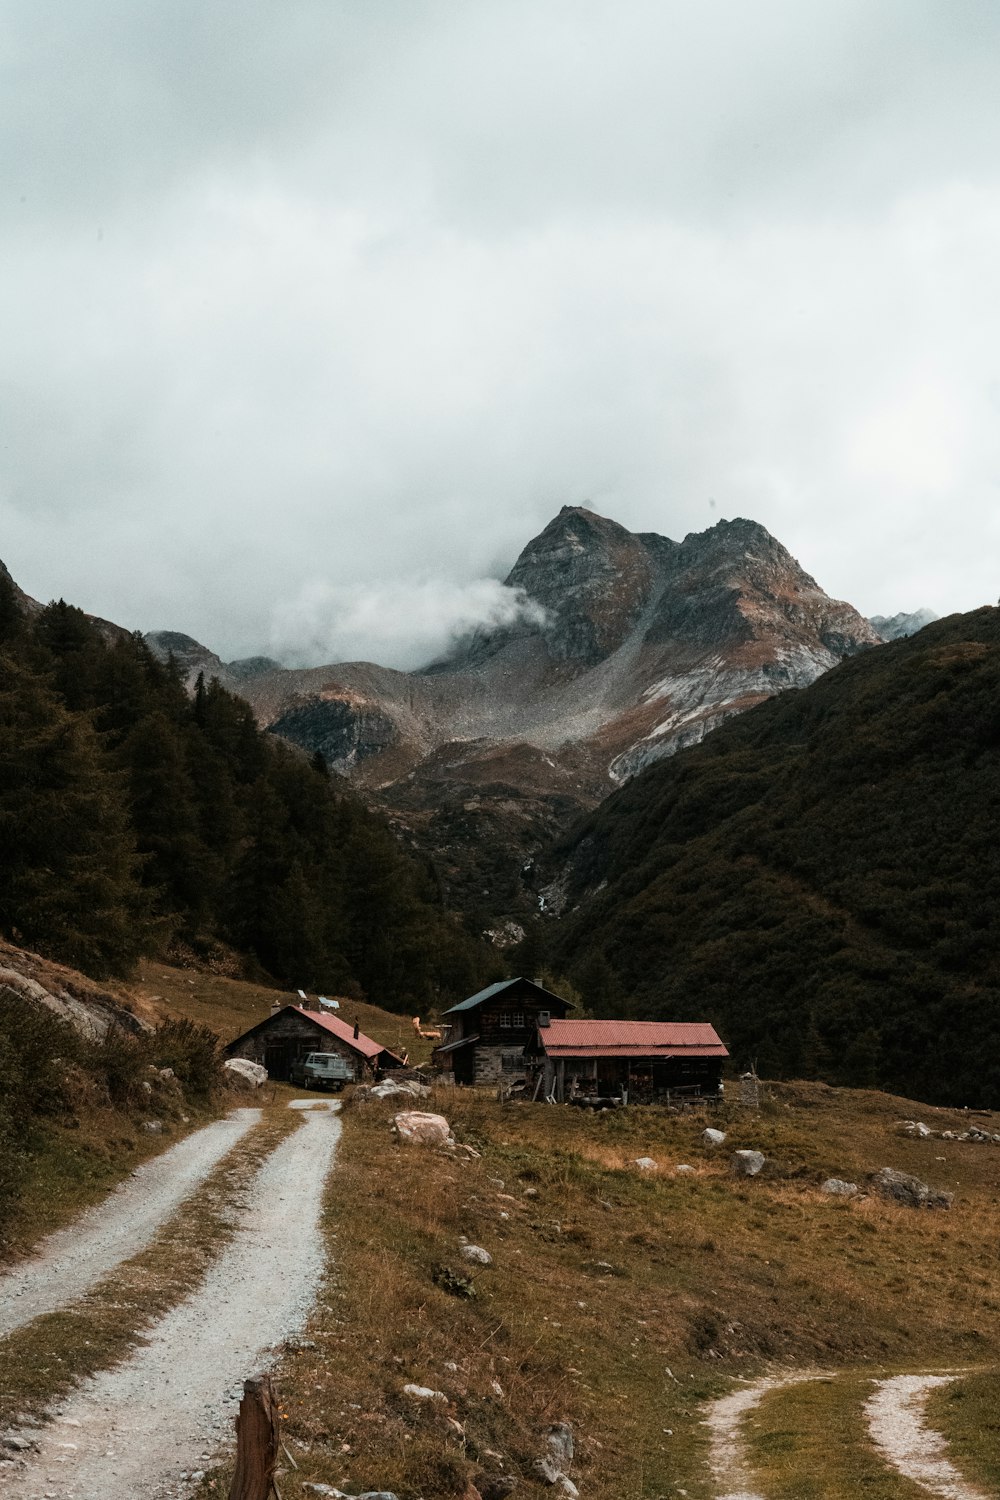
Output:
5 1100 341 1500
865 1373 989 1500
0 1108 260 1341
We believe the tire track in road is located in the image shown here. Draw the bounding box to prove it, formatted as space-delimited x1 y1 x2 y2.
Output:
865 1374 991 1500
0 1108 260 1341
4 1102 341 1500
702 1370 823 1500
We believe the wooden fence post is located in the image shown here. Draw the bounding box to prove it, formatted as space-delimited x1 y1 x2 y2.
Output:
228 1374 279 1500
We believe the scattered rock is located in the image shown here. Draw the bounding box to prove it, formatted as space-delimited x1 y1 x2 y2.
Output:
283 1336 318 1353
394 1111 452 1146
556 1479 579 1498
158 1067 175 1081
369 1078 430 1100
522 1186 539 1198
461 1244 493 1266
730 1149 766 1177
223 1058 268 1088
674 1164 696 1175
545 1422 574 1468
871 1166 953 1209
141 1119 164 1134
449 1140 482 1158
303 1488 400 1500
533 1456 563 1485
702 1128 726 1146
821 1178 859 1197
402 1383 448 1402
477 1476 518 1500
633 1157 658 1171
898 1119 934 1138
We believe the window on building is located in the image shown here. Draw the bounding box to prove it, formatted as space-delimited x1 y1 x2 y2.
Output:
511 1011 524 1028
499 1011 512 1028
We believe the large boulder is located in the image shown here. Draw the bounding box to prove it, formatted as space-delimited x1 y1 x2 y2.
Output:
871 1166 953 1210
394 1110 452 1146
702 1127 726 1146
224 1058 268 1089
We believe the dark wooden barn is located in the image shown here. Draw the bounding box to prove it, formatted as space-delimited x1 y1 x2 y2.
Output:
225 1004 405 1082
526 1019 728 1104
432 977 573 1086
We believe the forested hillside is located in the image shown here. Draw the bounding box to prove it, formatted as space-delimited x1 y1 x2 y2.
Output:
546 608 1000 1107
0 577 491 1009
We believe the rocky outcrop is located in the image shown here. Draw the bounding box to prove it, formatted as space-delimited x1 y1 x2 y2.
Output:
870 609 938 641
0 938 152 1042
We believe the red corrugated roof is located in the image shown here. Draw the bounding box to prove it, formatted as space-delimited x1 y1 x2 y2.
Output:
293 1007 387 1061
538 1019 728 1059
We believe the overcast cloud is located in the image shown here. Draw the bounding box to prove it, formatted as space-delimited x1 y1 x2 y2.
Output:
2 0 1000 664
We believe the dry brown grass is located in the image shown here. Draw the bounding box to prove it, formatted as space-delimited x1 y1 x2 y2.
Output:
134 959 437 1063
193 1078 1000 1500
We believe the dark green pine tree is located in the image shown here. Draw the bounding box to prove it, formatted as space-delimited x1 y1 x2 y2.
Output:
0 653 148 976
118 710 213 932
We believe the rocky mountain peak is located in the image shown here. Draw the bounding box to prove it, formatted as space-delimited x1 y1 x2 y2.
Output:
500 505 657 664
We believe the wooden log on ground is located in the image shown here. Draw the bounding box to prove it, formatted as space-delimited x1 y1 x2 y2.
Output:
228 1374 279 1500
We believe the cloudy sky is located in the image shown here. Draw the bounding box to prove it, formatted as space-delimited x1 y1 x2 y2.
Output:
3 0 1000 666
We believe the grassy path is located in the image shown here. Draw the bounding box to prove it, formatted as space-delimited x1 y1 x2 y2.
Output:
721 1366 998 1500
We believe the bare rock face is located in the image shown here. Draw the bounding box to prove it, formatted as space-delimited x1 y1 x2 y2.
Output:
221 507 879 798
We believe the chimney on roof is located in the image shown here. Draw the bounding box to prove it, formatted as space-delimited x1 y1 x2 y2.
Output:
353 1020 360 1040
270 1002 282 1017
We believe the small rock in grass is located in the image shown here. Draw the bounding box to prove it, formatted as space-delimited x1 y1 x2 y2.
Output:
142 1119 164 1133
821 1178 859 1197
871 1166 953 1210
522 1186 539 1198
477 1477 517 1500
633 1157 658 1171
545 1422 574 1467
674 1164 695 1175
702 1128 726 1146
402 1383 447 1402
461 1244 493 1266
730 1149 766 1177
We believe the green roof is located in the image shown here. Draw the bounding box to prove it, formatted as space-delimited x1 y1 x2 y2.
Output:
443 977 571 1016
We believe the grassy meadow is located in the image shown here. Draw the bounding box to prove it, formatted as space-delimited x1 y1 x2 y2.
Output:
195 1078 1000 1500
